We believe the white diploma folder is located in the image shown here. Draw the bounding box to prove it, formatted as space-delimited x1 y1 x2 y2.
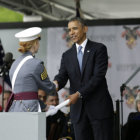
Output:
46 99 70 117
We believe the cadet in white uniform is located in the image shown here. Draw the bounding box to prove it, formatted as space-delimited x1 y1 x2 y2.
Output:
7 27 56 112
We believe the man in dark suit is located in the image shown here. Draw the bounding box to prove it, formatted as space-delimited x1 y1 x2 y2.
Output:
54 17 114 140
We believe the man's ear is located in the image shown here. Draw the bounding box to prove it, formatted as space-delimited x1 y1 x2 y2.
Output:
84 26 88 33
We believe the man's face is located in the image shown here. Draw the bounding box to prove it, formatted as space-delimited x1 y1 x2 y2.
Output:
46 96 59 106
38 89 46 104
68 20 87 45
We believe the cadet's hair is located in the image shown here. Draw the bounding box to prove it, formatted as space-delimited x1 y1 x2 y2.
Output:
68 17 86 26
18 38 38 53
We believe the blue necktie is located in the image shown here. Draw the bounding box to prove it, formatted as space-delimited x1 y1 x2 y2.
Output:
77 46 83 72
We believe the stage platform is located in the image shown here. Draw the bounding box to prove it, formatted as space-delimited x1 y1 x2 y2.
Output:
0 112 46 140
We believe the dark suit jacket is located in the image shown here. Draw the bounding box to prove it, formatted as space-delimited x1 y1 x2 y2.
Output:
54 40 113 123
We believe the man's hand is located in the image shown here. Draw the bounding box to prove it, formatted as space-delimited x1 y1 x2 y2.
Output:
67 91 80 105
53 80 59 91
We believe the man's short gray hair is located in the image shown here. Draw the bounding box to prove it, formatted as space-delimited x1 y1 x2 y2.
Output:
68 17 86 26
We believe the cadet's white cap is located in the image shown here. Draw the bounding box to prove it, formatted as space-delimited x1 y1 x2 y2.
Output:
15 27 42 42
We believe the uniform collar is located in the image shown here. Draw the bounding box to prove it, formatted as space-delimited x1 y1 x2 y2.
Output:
24 51 34 57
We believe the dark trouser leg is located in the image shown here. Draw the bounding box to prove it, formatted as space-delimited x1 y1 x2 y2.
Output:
73 111 94 140
91 117 114 140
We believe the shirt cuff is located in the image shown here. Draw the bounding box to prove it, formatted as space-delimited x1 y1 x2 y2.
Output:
77 91 82 98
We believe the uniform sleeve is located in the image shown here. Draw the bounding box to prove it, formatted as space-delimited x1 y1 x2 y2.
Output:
34 62 56 94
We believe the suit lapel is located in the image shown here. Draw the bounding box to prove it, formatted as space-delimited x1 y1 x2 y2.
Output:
81 40 92 75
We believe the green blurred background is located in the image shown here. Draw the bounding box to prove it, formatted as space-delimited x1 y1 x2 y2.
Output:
0 6 23 22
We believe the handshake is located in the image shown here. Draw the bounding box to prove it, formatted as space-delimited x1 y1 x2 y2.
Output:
52 80 81 108
53 80 59 91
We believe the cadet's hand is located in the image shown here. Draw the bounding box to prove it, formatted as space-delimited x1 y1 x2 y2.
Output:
53 80 59 91
67 92 79 106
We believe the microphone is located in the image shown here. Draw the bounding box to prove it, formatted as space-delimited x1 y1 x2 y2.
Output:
3 52 13 64
0 52 14 74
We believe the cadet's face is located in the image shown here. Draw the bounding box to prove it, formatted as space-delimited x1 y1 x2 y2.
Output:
34 40 39 53
68 20 88 45
46 96 59 106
